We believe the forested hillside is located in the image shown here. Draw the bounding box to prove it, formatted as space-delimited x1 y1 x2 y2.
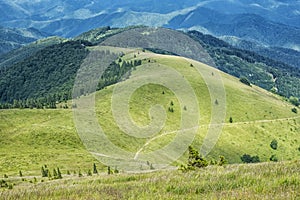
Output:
0 41 89 105
188 31 300 99
0 26 48 55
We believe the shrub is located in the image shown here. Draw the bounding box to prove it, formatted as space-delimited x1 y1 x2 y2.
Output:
114 167 119 174
251 155 260 163
57 168 62 179
78 169 83 177
187 146 208 169
179 146 208 172
239 77 251 86
218 156 227 166
270 154 278 162
41 166 48 177
93 163 98 174
270 139 278 150
108 166 113 175
170 101 174 106
215 99 219 105
0 180 8 188
87 169 92 176
292 107 298 114
240 154 260 163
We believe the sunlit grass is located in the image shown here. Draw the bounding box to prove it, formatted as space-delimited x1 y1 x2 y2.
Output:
0 160 299 199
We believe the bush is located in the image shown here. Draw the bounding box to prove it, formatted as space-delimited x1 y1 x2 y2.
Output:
289 96 300 107
78 169 83 177
187 146 208 169
270 154 278 162
292 107 298 114
0 179 8 188
218 156 227 166
240 154 260 163
93 163 98 174
87 169 92 176
270 139 278 150
239 77 251 86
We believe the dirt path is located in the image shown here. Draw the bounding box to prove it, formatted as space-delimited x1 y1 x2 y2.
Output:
133 115 300 159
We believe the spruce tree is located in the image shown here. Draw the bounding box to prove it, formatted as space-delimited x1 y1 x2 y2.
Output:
93 163 98 174
53 169 58 179
57 168 62 179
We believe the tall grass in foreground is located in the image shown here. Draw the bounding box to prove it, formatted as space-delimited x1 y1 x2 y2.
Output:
0 160 299 199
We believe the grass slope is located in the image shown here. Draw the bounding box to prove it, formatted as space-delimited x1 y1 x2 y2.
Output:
95 50 300 164
0 48 299 176
0 161 299 199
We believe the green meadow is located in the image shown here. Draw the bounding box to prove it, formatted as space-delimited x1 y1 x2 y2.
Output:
0 49 299 198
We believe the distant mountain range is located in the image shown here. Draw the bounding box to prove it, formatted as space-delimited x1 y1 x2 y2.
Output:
1 1 300 38
0 0 300 68
1 0 300 65
0 26 48 54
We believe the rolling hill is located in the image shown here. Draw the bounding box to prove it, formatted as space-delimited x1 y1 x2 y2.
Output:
0 44 299 175
1 27 299 108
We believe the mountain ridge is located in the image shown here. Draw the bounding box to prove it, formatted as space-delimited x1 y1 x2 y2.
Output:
0 26 49 55
0 27 299 107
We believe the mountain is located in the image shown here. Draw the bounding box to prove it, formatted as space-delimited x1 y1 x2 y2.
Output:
0 36 65 69
1 0 300 39
0 26 48 55
0 40 89 103
187 30 300 99
0 27 299 107
1 0 300 70
167 7 300 49
0 39 299 175
221 35 300 69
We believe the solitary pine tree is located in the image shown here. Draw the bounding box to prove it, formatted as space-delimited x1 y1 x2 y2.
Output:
57 168 62 179
93 163 98 174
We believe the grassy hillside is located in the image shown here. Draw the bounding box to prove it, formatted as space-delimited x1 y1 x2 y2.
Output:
0 161 299 199
94 50 300 166
1 27 299 108
0 48 298 176
0 109 102 175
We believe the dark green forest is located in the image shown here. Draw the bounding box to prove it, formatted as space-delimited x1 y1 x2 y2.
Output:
0 41 89 105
